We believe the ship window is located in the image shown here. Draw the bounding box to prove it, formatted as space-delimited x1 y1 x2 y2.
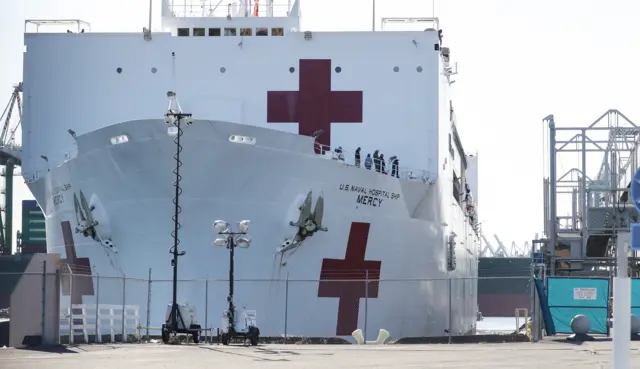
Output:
209 28 221 36
193 28 205 36
256 27 268 36
110 134 129 145
240 28 252 36
224 28 236 36
229 135 256 145
452 171 462 207
271 27 284 36
177 28 190 37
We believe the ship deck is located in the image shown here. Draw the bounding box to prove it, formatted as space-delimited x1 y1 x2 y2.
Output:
1 341 639 368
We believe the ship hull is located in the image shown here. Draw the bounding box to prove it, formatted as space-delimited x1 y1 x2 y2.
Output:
478 258 531 317
31 119 478 340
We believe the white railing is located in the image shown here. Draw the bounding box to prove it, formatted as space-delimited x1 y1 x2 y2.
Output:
59 304 140 344
24 19 91 34
22 142 431 184
314 143 431 183
166 0 294 18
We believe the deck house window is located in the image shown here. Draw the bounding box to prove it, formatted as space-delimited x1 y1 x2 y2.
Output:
256 27 268 36
224 28 237 36
209 28 221 36
271 27 284 36
240 28 252 36
193 28 205 36
177 28 189 36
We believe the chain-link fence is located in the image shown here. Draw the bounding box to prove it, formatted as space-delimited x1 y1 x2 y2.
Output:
1 270 540 345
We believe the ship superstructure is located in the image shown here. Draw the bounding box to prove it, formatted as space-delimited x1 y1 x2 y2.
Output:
21 0 480 340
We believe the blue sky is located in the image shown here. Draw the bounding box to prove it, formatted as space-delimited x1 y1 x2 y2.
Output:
1 0 639 253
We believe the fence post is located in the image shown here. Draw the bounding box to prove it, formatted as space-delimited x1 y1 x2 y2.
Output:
146 268 152 338
529 262 536 343
284 272 289 343
204 279 209 343
121 276 127 342
41 260 46 344
364 270 369 344
68 265 73 345
95 274 100 343
448 277 452 344
56 269 61 345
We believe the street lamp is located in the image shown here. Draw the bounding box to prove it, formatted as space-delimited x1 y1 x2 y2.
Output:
162 89 195 343
213 219 260 345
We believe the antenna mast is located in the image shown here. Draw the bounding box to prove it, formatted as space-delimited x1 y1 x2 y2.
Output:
144 0 153 40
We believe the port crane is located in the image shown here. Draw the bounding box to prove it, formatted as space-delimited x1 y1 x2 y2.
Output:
480 233 531 257
0 83 23 255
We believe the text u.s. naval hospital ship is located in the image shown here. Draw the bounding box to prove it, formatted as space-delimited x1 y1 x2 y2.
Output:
21 0 480 339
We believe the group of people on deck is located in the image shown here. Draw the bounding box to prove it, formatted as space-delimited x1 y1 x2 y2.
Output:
333 147 400 178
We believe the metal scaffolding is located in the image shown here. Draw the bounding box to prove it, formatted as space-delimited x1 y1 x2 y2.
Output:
542 109 640 276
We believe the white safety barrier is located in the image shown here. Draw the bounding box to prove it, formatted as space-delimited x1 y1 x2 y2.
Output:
515 308 528 333
59 304 140 344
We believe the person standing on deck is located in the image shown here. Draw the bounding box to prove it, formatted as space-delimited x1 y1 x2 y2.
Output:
364 153 373 170
355 147 361 167
373 150 380 172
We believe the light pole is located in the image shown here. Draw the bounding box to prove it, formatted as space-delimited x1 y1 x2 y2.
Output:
164 91 194 340
213 220 259 345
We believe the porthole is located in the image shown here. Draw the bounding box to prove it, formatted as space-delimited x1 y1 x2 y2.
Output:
229 135 256 145
110 134 129 145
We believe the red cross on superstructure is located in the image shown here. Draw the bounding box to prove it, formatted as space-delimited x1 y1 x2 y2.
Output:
267 59 364 154
317 222 381 336
60 221 94 305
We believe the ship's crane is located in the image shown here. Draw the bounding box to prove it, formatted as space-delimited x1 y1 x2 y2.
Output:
0 83 23 255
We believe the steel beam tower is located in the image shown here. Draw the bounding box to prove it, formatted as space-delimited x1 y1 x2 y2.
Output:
543 110 640 276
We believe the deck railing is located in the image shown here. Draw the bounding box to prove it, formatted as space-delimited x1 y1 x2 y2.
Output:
166 0 294 18
22 140 431 185
314 143 431 183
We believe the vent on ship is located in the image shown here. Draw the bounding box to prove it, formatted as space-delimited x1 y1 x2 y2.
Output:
447 232 457 271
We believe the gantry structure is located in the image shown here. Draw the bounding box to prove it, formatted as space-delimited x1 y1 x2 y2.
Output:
539 110 640 276
0 83 23 255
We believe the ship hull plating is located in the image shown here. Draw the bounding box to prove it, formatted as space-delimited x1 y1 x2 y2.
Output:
31 119 477 340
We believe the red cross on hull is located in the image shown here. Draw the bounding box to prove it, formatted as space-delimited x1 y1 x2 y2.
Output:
60 221 94 305
317 222 381 336
267 59 364 153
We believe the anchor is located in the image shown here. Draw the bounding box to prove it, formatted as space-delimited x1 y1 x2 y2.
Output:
74 190 116 252
278 190 327 255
